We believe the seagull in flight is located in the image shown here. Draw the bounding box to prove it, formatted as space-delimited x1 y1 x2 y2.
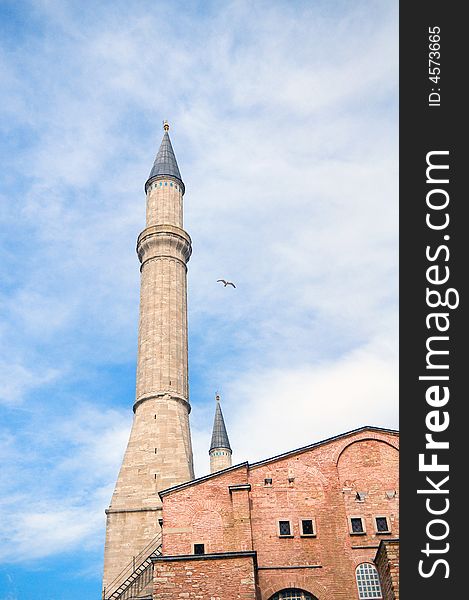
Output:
217 279 236 288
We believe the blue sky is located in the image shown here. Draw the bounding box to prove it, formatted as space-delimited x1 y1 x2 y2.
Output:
0 1 398 598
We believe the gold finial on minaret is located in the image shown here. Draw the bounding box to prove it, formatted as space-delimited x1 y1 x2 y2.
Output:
163 120 170 131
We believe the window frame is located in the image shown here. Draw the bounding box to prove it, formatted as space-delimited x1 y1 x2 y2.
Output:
348 516 366 535
299 517 317 537
270 590 313 600
278 519 293 538
355 562 383 599
374 515 391 534
193 542 205 555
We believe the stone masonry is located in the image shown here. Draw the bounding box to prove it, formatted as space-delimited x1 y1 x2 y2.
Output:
154 553 257 600
103 126 194 593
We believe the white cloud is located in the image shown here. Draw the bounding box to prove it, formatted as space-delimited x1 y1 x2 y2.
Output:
0 405 129 562
0 363 59 406
191 337 397 476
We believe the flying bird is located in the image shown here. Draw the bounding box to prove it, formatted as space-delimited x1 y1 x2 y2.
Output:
217 279 236 288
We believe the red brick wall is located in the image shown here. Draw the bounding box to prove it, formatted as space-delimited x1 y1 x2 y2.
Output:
231 486 254 551
375 540 400 600
153 554 257 600
161 464 251 555
338 439 399 541
249 432 398 599
159 429 399 600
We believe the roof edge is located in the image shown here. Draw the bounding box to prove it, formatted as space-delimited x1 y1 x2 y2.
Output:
158 426 398 499
152 550 257 564
249 425 399 470
159 462 249 498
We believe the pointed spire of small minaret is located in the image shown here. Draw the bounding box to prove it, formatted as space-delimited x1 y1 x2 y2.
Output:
145 121 184 193
210 394 231 452
209 394 232 473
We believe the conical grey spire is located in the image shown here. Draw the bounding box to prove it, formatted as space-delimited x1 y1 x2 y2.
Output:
146 123 184 193
209 395 231 452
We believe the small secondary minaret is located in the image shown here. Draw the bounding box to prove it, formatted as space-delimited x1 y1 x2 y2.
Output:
103 123 194 591
209 394 232 473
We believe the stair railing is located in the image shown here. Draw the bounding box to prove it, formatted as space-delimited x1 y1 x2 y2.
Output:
103 532 162 599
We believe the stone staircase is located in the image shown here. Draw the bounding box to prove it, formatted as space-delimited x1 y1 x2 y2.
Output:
103 533 162 600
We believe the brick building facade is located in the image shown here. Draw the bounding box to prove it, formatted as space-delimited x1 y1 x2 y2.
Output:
152 426 399 600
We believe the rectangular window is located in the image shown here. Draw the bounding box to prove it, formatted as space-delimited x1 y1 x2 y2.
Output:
193 543 205 555
349 517 365 534
300 518 316 536
375 516 390 533
278 520 292 536
264 478 273 486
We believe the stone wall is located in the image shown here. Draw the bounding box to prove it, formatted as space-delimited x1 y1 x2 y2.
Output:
153 553 257 600
375 539 400 600
210 447 233 473
161 464 251 556
103 167 194 591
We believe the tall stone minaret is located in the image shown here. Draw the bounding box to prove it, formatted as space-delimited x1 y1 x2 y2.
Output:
103 122 194 591
209 394 232 473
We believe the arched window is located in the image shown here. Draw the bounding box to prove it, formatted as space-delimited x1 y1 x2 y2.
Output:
355 563 383 599
270 589 314 600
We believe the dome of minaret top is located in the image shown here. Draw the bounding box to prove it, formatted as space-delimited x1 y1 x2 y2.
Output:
146 121 185 194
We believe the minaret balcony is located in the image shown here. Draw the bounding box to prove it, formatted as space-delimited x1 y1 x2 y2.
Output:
137 224 192 268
